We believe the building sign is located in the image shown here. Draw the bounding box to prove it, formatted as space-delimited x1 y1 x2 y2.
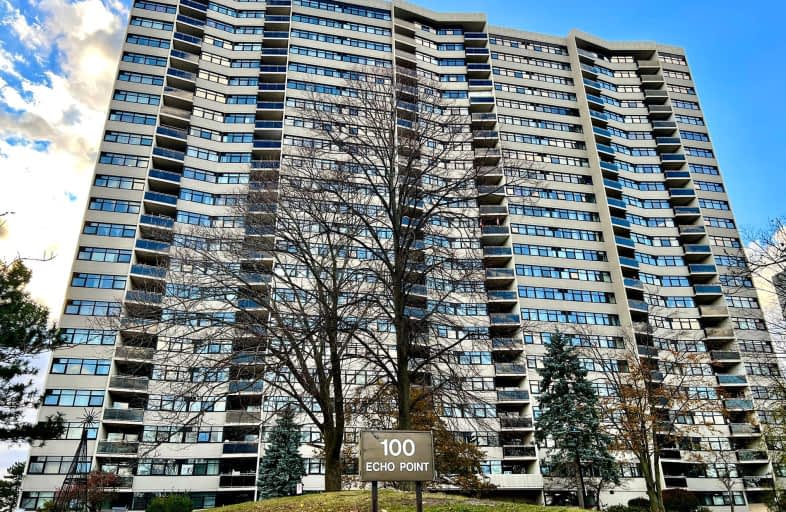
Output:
359 431 434 482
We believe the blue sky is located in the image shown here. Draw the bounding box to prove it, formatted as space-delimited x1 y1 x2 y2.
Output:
423 0 786 235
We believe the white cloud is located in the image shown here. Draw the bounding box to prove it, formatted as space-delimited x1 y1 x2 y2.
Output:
0 0 128 312
0 0 128 464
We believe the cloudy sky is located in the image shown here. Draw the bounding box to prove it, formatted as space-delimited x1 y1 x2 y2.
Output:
1 0 785 474
0 0 132 472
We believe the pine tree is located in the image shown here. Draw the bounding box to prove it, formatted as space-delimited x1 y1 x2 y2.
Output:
535 332 619 508
0 461 24 512
257 407 306 498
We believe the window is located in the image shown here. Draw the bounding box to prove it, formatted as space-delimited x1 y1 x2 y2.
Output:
519 286 614 303
61 329 116 345
113 90 159 105
42 389 104 407
689 164 719 175
129 16 173 31
64 300 121 317
71 273 126 289
520 308 620 326
699 198 729 210
108 110 156 125
121 52 167 67
511 224 601 241
88 198 141 214
134 0 175 13
51 358 111 375
733 317 766 330
681 130 709 142
82 222 135 238
20 492 54 510
94 174 144 190
77 247 131 263
117 70 163 85
126 33 170 48
676 114 704 126
516 264 611 282
686 147 715 159
695 180 724 192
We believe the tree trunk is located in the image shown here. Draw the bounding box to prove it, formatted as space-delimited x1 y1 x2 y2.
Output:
323 429 343 491
639 456 665 512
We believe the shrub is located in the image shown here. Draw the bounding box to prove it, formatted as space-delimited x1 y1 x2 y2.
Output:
663 489 700 512
146 494 192 512
606 505 636 512
628 497 650 510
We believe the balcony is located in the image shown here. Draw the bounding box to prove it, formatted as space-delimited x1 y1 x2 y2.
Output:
688 264 717 276
699 305 728 318
652 120 678 134
593 126 611 141
709 350 741 364
724 399 754 411
152 146 185 163
638 345 658 358
589 110 608 123
229 380 265 393
705 326 734 340
130 263 166 281
648 105 672 119
492 337 524 351
223 442 259 454
644 89 669 104
607 197 627 211
487 290 518 303
96 441 139 455
597 144 616 158
661 153 687 168
115 346 155 361
694 284 723 298
729 423 760 435
148 168 182 186
483 246 513 261
489 313 521 327
615 235 635 249
156 125 188 141
717 374 747 386
226 410 260 423
139 214 174 231
624 278 644 291
219 473 257 488
479 205 507 215
611 216 631 231
736 450 769 463
599 160 619 174
668 188 696 204
495 363 527 376
498 389 530 402
144 190 178 207
743 476 774 489
673 206 701 219
684 244 711 259
656 137 682 150
486 268 515 280
586 94 604 108
135 239 171 255
103 408 144 423
499 416 533 429
257 101 284 110
678 224 705 240
619 256 639 270
125 290 163 305
583 78 601 93
502 445 537 458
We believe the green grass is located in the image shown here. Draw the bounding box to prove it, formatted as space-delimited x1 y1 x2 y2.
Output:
214 489 583 512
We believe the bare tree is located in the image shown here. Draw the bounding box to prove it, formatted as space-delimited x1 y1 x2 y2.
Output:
580 322 726 512
110 64 536 489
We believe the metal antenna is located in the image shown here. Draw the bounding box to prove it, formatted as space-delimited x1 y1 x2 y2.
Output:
52 410 98 512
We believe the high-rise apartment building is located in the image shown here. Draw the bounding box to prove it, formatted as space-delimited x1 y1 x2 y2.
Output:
19 0 778 509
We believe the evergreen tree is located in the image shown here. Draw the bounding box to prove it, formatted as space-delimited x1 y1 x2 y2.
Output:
0 259 64 442
0 461 24 512
258 407 306 498
535 332 619 508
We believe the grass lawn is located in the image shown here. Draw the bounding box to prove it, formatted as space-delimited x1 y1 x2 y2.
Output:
213 489 583 512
